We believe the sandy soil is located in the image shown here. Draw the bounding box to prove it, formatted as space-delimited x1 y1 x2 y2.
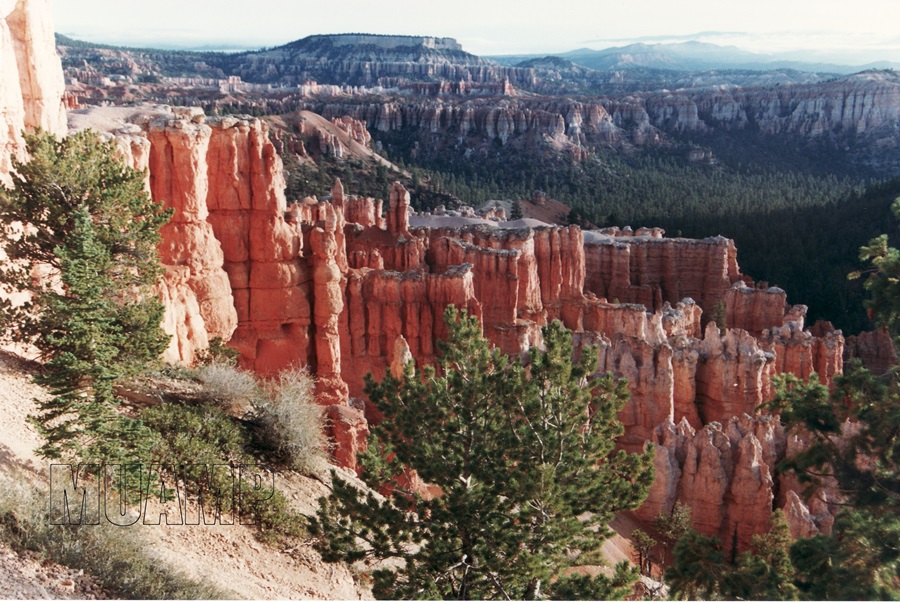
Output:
134 464 369 600
0 352 46 478
0 354 107 599
66 104 172 134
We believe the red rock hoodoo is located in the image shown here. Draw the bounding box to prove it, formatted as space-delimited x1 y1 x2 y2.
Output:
81 105 857 550
3 0 889 561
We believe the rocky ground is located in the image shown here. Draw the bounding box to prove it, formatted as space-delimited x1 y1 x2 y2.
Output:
0 352 109 599
0 543 109 599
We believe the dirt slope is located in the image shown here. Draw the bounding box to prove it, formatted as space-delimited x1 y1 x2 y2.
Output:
0 351 369 600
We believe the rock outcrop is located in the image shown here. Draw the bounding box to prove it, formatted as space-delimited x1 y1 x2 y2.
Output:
0 0 884 558
637 414 799 555
0 0 66 183
845 327 898 374
583 230 743 315
294 71 900 169
76 104 851 546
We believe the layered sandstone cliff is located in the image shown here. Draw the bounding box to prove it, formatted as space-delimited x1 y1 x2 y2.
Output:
0 0 66 183
845 327 898 375
1 0 884 565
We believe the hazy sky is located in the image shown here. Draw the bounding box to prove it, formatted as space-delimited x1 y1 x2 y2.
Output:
51 0 900 63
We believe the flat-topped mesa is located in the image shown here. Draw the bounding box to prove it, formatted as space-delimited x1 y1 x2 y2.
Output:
232 33 535 88
0 0 67 184
321 34 463 52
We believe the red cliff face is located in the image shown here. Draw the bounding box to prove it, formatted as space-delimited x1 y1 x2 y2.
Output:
845 327 898 374
696 324 775 424
725 282 789 335
147 115 239 366
92 105 852 542
636 415 793 556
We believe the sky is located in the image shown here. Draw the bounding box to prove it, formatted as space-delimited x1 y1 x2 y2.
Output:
51 0 900 64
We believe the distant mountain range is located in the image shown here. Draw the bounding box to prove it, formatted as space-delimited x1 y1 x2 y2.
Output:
58 32 900 77
490 41 900 74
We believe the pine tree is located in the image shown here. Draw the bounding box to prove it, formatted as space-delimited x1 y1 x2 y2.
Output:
665 531 726 600
849 196 900 343
312 307 654 600
763 196 900 597
665 511 801 601
509 199 524 220
632 528 657 577
0 131 171 463
654 501 693 569
29 208 159 462
724 510 799 600
767 366 900 599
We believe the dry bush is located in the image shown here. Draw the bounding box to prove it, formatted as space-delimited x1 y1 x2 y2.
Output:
256 368 328 474
196 361 260 413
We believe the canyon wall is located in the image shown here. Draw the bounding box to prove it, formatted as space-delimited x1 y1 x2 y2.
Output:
0 0 887 560
70 104 855 553
302 71 900 157
0 0 67 183
314 98 626 150
845 327 898 375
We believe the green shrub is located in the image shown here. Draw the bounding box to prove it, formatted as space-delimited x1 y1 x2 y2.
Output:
140 400 306 544
238 477 306 545
194 336 241 367
0 131 171 465
142 401 249 471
